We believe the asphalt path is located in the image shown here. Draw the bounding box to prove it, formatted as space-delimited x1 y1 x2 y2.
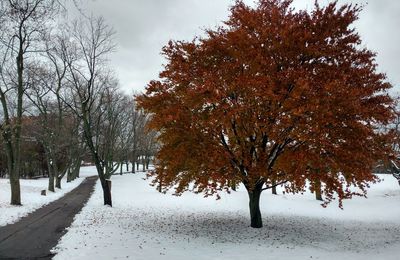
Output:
0 176 98 259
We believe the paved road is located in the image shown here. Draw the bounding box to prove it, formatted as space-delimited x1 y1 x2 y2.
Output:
0 176 98 259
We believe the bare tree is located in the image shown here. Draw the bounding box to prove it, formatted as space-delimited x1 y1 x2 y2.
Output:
0 0 60 205
93 83 129 178
25 61 77 191
63 15 116 206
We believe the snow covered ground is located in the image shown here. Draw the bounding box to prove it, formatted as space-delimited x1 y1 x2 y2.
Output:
0 167 96 227
53 169 400 260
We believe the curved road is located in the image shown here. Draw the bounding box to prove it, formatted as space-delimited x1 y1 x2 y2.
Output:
0 176 98 259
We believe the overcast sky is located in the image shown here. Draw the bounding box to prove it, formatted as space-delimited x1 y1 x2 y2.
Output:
74 0 399 94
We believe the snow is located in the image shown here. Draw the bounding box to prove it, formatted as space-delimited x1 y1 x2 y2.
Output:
53 170 400 260
0 166 96 227
79 166 99 178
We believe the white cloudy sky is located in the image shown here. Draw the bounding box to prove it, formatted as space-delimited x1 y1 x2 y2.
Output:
73 0 399 94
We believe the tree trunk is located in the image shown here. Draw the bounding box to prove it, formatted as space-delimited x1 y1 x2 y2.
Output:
55 175 61 189
245 182 263 228
272 180 277 195
10 48 24 205
55 167 68 189
100 177 112 206
315 179 322 201
67 168 72 183
158 178 162 193
72 158 81 180
10 170 21 205
4 140 21 205
126 161 129 172
5 132 22 205
46 157 55 192
48 174 55 192
76 166 80 178
131 160 136 173
146 158 150 170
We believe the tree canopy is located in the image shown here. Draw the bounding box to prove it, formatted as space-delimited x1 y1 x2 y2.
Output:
138 0 395 228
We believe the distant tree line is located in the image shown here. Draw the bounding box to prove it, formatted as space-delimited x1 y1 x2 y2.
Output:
0 104 157 179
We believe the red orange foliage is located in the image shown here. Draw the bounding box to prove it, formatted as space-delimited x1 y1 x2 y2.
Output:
138 0 395 227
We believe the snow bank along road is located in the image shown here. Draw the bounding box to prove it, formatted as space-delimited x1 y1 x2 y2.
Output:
0 176 98 259
54 172 400 260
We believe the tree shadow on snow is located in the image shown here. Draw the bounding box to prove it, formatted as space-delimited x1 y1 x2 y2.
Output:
135 210 400 252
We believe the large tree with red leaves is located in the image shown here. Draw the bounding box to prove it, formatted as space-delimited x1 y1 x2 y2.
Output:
137 0 395 228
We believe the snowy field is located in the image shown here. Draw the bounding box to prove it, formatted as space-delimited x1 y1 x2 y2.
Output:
53 167 400 260
0 168 96 227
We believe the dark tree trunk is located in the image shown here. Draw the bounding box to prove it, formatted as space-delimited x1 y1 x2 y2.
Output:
100 178 112 206
5 141 21 205
245 182 264 228
10 171 21 205
10 48 24 205
67 168 72 183
46 157 55 192
158 178 162 193
71 158 81 180
55 175 61 189
315 179 322 201
272 180 277 195
56 169 68 188
131 160 136 173
48 174 55 192
126 161 129 172
3 122 21 205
